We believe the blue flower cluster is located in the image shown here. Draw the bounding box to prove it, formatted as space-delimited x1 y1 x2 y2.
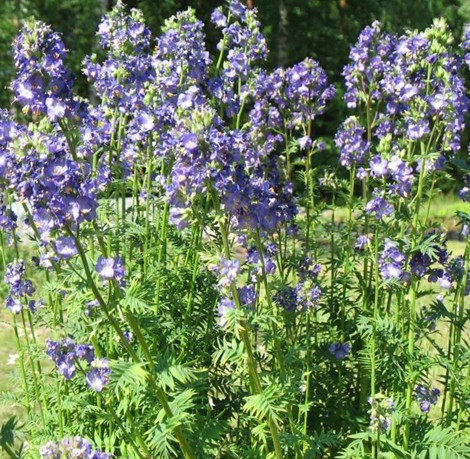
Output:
4 260 36 313
46 338 110 392
368 394 395 432
379 240 405 281
40 436 111 458
414 385 440 413
329 342 351 359
274 256 323 312
338 19 469 214
95 255 125 287
12 21 80 119
0 0 335 280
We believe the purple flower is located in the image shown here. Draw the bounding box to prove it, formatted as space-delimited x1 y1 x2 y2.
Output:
460 186 470 202
274 286 297 312
335 117 370 167
229 0 247 19
4 260 35 297
86 359 111 392
414 385 440 413
211 8 227 28
213 258 240 288
0 205 17 233
298 136 312 150
296 284 322 311
329 342 351 359
356 235 370 250
463 24 470 68
123 331 133 343
370 155 389 178
368 395 395 432
410 252 432 278
55 237 78 259
379 240 405 281
75 344 95 364
238 285 257 306
365 195 394 220
45 97 66 121
46 338 96 381
406 118 430 141
40 436 112 459
95 255 125 282
57 356 76 380
298 257 322 280
5 296 23 314
12 21 80 119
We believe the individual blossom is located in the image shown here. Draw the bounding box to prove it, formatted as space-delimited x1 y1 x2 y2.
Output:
213 257 240 289
379 240 405 281
95 255 125 283
369 154 389 178
123 330 133 343
329 342 351 359
298 257 322 281
365 193 394 220
387 155 414 197
4 260 36 314
0 205 17 233
356 235 370 250
75 344 95 364
238 284 257 306
296 283 322 311
414 385 440 413
406 118 430 141
55 236 78 259
86 359 111 393
4 260 35 297
462 23 470 68
46 338 95 381
410 252 432 278
459 176 470 202
431 255 467 290
46 338 77 380
5 297 23 314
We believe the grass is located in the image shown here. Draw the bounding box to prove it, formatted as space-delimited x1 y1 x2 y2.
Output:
325 193 470 235
0 307 24 456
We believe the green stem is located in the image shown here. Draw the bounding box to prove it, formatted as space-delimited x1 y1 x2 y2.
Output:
218 221 283 458
67 227 196 459
404 154 427 450
12 315 31 415
371 225 380 399
446 235 470 419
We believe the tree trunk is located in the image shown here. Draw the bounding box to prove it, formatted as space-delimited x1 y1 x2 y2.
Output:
277 0 289 67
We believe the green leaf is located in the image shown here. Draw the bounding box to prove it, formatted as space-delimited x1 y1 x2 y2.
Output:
243 383 286 428
109 361 149 394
